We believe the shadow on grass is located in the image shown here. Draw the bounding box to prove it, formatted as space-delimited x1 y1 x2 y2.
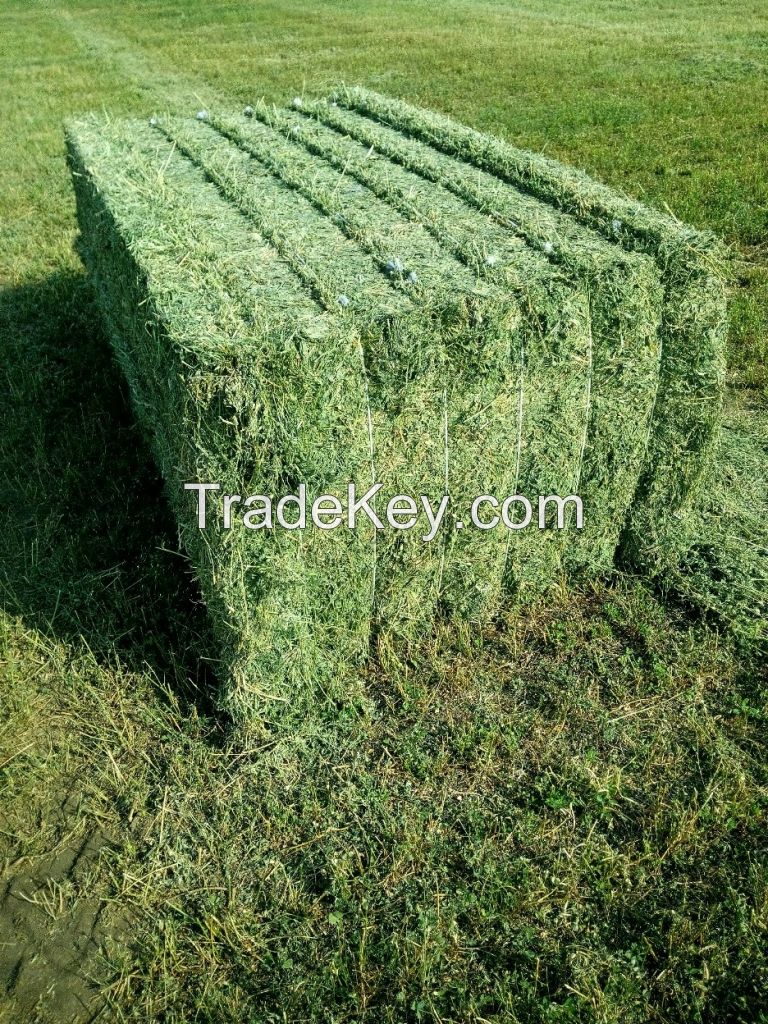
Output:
0 268 219 719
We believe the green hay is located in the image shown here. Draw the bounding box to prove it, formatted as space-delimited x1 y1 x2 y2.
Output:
156 113 594 605
274 96 665 570
154 115 536 640
204 107 664 572
66 88 747 736
66 116 376 736
331 86 728 572
70 113 605 735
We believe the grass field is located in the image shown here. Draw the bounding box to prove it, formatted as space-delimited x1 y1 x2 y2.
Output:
1 1 767 1021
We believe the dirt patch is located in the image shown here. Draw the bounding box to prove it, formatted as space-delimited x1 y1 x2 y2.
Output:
0 794 126 1024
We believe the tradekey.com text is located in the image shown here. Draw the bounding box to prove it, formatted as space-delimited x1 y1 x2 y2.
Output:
184 483 584 543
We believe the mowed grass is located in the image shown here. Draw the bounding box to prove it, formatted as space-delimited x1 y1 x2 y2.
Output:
0 1 766 1021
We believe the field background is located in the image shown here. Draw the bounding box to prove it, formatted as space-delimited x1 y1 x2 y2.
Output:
1 1 766 1022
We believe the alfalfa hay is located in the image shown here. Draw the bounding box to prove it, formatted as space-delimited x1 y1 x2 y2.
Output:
66 86 746 736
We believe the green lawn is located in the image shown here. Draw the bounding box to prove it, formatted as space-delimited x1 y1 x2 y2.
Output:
1 2 766 1021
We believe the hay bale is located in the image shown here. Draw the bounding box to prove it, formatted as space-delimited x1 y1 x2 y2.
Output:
68 112 609 735
154 114 546 643
67 117 377 734
218 100 664 576
328 86 728 573
155 113 598 606
67 88 735 736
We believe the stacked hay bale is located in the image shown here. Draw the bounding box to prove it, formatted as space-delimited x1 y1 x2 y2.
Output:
66 88 742 736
